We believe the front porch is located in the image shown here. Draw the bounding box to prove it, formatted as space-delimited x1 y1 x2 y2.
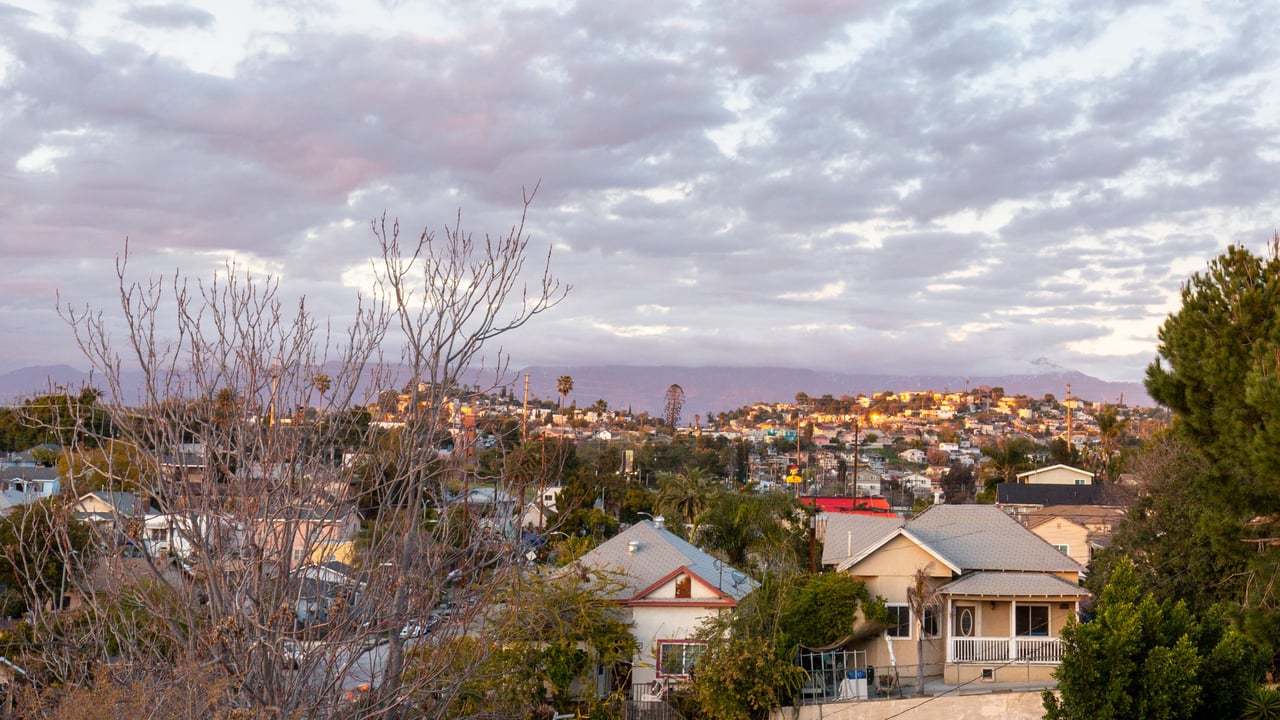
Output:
941 591 1082 684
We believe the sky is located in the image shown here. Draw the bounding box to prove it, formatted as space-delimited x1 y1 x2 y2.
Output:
1 0 1278 385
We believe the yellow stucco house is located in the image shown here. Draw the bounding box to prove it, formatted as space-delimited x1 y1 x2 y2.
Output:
823 504 1088 686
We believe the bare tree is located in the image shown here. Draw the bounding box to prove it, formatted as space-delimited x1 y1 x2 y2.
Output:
33 189 569 718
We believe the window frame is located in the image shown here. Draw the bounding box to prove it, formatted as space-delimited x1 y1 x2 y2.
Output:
656 640 706 678
886 604 911 638
922 605 940 637
1015 604 1050 637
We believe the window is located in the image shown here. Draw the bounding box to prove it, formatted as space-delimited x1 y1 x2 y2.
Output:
886 605 911 638
922 606 940 637
657 641 705 677
675 575 692 599
1053 544 1069 555
1015 605 1049 636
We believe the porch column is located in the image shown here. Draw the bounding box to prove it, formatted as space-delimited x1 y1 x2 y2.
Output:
1009 599 1017 661
945 596 953 663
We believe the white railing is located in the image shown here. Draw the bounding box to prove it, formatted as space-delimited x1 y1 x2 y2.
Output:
1015 637 1062 663
950 636 1061 663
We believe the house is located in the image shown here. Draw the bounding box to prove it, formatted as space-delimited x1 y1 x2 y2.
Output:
823 504 1087 686
1015 464 1094 485
568 519 756 696
72 491 146 548
900 472 934 498
853 469 882 497
256 505 363 566
898 449 927 465
996 483 1128 524
0 466 61 509
143 511 246 559
1026 505 1126 568
292 561 361 626
518 485 563 530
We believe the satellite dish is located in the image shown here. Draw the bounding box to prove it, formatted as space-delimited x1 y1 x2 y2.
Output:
730 571 747 588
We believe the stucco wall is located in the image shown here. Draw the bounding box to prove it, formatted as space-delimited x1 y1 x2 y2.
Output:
776 690 1046 720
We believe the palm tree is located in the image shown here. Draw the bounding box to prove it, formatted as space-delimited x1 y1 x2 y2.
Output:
980 435 1034 489
656 468 712 536
556 375 573 408
696 491 795 569
906 564 943 695
1093 404 1128 482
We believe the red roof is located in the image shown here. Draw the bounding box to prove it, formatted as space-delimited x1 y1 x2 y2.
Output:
800 495 897 517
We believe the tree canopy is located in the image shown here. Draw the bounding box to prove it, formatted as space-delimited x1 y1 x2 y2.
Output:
1044 557 1263 720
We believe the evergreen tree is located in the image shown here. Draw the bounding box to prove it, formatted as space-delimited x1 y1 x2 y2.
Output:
1044 557 1263 720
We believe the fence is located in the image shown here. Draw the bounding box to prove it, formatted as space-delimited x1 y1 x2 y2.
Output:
795 651 951 705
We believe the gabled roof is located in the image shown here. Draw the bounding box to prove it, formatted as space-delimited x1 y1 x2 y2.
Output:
569 521 757 604
1015 464 1094 482
824 504 1083 575
75 491 143 516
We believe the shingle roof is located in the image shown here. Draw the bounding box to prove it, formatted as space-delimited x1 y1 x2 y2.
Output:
938 571 1090 597
825 504 1083 575
570 521 757 603
997 483 1106 506
907 505 1083 573
821 514 903 567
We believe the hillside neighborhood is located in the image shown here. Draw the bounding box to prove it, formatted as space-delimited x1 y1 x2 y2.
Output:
0 379 1154 718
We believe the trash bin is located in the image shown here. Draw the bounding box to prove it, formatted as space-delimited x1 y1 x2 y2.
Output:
839 669 868 699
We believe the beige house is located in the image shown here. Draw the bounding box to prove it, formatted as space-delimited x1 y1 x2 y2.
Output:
1015 464 1094 485
1026 505 1125 568
824 505 1088 686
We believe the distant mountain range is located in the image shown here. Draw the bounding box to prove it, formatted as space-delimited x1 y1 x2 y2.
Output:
0 364 1154 415
518 366 1153 415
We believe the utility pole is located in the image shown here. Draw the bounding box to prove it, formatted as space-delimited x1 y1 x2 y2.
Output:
1065 383 1073 457
521 373 529 442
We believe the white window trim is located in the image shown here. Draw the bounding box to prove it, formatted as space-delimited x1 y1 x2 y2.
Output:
886 604 911 639
656 640 706 678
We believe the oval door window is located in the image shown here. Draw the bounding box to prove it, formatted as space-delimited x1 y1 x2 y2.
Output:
958 608 975 636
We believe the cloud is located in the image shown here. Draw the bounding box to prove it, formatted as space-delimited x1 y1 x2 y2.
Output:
123 3 215 30
0 0 1276 388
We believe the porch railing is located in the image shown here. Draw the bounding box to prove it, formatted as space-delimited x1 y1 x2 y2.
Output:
950 636 1061 663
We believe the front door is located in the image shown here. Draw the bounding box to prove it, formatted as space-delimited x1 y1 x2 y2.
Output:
954 604 976 637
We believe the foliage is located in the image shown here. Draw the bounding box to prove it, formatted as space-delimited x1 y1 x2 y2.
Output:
1142 242 1280 662
695 490 800 571
426 572 635 715
0 498 97 618
687 633 805 720
979 435 1034 488
0 388 112 452
1044 557 1264 720
1085 432 1246 614
778 572 872 650
1245 686 1280 720
1146 243 1280 512
689 573 806 720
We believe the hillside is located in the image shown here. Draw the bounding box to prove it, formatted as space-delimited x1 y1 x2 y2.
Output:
0 364 1152 415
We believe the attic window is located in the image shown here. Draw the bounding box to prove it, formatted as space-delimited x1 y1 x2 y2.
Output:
675 575 691 599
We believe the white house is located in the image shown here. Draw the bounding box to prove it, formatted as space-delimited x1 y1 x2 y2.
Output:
568 519 756 697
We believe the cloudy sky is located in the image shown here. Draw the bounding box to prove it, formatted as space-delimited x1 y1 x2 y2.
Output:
2 0 1277 384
